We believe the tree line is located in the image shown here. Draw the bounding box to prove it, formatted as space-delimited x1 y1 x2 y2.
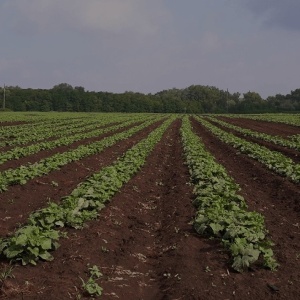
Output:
1 83 300 113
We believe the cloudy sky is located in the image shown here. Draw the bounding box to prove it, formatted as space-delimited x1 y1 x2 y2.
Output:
0 0 299 98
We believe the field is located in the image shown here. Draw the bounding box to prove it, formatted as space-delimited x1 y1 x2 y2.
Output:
0 112 299 299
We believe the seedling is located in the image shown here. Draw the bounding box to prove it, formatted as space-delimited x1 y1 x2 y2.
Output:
0 265 14 286
205 266 211 273
101 246 109 253
80 265 103 297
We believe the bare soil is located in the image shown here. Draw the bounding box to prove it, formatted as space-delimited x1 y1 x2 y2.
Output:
217 116 300 137
0 117 299 300
207 118 300 163
0 121 143 172
0 120 163 236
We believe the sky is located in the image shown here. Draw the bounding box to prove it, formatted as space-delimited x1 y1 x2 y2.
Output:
0 0 300 99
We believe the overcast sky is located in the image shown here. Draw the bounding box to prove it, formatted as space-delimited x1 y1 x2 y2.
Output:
0 0 299 98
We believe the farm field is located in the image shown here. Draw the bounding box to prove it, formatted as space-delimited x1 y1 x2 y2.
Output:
0 112 299 299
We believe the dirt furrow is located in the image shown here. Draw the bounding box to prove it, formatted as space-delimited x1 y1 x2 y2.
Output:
92 118 213 300
207 118 300 163
0 121 143 172
217 116 300 137
191 117 300 299
0 119 230 300
0 120 163 236
0 121 122 153
1 117 299 300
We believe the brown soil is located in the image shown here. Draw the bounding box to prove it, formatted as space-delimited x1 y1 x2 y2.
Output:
0 120 163 236
0 121 143 172
190 117 300 299
206 118 300 163
0 121 122 153
0 117 299 300
217 116 300 137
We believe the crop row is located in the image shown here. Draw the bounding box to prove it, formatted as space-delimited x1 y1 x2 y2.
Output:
0 116 174 265
0 112 94 123
180 116 277 272
0 116 82 137
207 116 300 151
0 115 122 146
0 116 150 165
224 113 300 127
196 117 300 183
0 116 163 192
0 114 158 148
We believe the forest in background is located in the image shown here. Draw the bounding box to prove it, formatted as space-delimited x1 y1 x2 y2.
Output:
1 83 300 113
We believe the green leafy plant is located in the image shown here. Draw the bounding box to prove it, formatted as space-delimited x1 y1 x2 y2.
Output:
181 116 278 272
197 116 300 183
80 265 103 297
207 116 300 151
0 226 60 265
0 117 174 266
0 265 14 286
0 116 161 193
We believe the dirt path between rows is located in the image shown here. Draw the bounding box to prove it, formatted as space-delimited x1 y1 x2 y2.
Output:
0 117 299 299
0 119 230 300
0 121 122 153
0 121 32 127
206 118 300 163
0 121 143 172
191 117 300 299
0 120 163 236
217 116 300 137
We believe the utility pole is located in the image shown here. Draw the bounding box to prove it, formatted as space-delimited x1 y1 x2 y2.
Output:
3 83 5 110
226 88 228 114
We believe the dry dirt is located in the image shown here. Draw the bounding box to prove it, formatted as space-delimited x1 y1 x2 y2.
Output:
0 117 299 300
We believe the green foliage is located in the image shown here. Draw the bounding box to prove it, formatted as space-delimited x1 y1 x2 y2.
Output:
3 82 300 113
80 265 103 297
208 116 300 151
197 117 300 183
28 202 66 229
181 116 278 272
0 116 174 265
0 265 15 284
0 116 161 193
0 226 60 265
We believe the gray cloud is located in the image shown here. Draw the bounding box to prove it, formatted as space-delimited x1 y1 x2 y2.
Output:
242 0 300 31
0 1 299 99
1 0 170 35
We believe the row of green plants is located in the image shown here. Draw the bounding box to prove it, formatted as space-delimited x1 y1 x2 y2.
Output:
0 117 174 265
0 116 149 165
0 117 81 137
0 112 128 137
290 134 300 143
207 116 300 151
0 116 115 146
224 113 300 127
196 117 300 183
0 112 94 122
180 116 277 272
0 114 156 147
0 116 163 192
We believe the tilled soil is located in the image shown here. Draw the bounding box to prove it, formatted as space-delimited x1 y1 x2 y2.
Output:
191 117 300 299
0 121 143 172
0 120 163 236
206 118 300 163
0 117 299 300
217 116 300 137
